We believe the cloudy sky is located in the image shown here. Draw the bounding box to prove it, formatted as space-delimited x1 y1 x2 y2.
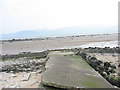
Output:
0 0 119 34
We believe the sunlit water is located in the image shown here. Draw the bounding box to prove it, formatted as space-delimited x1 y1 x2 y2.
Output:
79 41 118 48
53 41 119 50
59 41 118 49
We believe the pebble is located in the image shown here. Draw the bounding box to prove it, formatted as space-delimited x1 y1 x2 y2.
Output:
11 74 17 78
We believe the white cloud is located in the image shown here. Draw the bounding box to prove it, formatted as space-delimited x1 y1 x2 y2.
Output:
1 0 119 34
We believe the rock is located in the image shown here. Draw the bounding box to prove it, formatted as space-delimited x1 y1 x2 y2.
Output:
23 68 28 72
9 66 16 71
90 57 97 60
24 64 28 68
11 74 17 77
35 66 41 70
17 68 23 72
36 70 43 73
39 65 43 68
111 65 116 69
101 72 107 77
104 62 111 67
21 73 31 81
20 64 24 68
112 73 118 77
97 65 104 70
10 71 14 73
114 86 118 88
27 68 32 71
108 68 116 73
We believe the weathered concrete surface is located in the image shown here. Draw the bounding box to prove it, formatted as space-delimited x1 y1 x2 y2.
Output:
41 51 113 89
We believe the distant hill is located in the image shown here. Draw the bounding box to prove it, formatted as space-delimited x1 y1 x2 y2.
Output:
1 26 117 40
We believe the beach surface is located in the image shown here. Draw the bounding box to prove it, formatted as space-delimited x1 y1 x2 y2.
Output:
1 33 118 55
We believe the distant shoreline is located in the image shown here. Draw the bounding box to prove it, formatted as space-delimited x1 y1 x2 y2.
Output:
1 33 118 41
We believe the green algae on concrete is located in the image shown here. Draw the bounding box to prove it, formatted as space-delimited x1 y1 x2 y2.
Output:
41 51 113 89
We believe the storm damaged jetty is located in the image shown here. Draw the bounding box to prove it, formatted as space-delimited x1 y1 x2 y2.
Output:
40 51 113 89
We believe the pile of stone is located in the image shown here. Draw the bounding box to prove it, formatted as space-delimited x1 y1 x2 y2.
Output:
0 57 49 73
76 52 120 87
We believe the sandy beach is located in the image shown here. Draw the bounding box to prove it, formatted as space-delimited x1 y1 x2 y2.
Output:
1 33 118 55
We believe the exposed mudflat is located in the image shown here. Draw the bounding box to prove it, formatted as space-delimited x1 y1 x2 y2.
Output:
1 33 118 55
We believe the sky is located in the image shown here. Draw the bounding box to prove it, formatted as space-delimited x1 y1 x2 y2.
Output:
0 0 119 34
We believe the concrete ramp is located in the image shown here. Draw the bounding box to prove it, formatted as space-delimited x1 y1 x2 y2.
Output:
41 51 113 89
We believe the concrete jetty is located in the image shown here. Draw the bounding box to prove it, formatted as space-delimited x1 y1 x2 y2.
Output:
40 51 113 89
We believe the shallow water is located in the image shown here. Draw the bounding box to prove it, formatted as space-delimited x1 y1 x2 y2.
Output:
57 41 118 49
79 41 118 48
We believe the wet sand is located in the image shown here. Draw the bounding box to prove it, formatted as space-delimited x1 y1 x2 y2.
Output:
1 33 118 55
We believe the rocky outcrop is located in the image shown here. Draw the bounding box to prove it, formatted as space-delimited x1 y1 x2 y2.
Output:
73 47 120 53
2 51 49 61
1 57 49 73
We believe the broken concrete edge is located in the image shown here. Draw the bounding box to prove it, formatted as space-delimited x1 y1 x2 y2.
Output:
40 55 80 89
21 73 31 81
40 76 84 89
45 56 49 62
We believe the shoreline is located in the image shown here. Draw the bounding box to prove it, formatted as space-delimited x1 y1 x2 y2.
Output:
1 33 118 55
1 33 118 41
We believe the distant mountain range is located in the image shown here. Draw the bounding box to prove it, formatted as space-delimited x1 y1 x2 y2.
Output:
1 26 118 40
